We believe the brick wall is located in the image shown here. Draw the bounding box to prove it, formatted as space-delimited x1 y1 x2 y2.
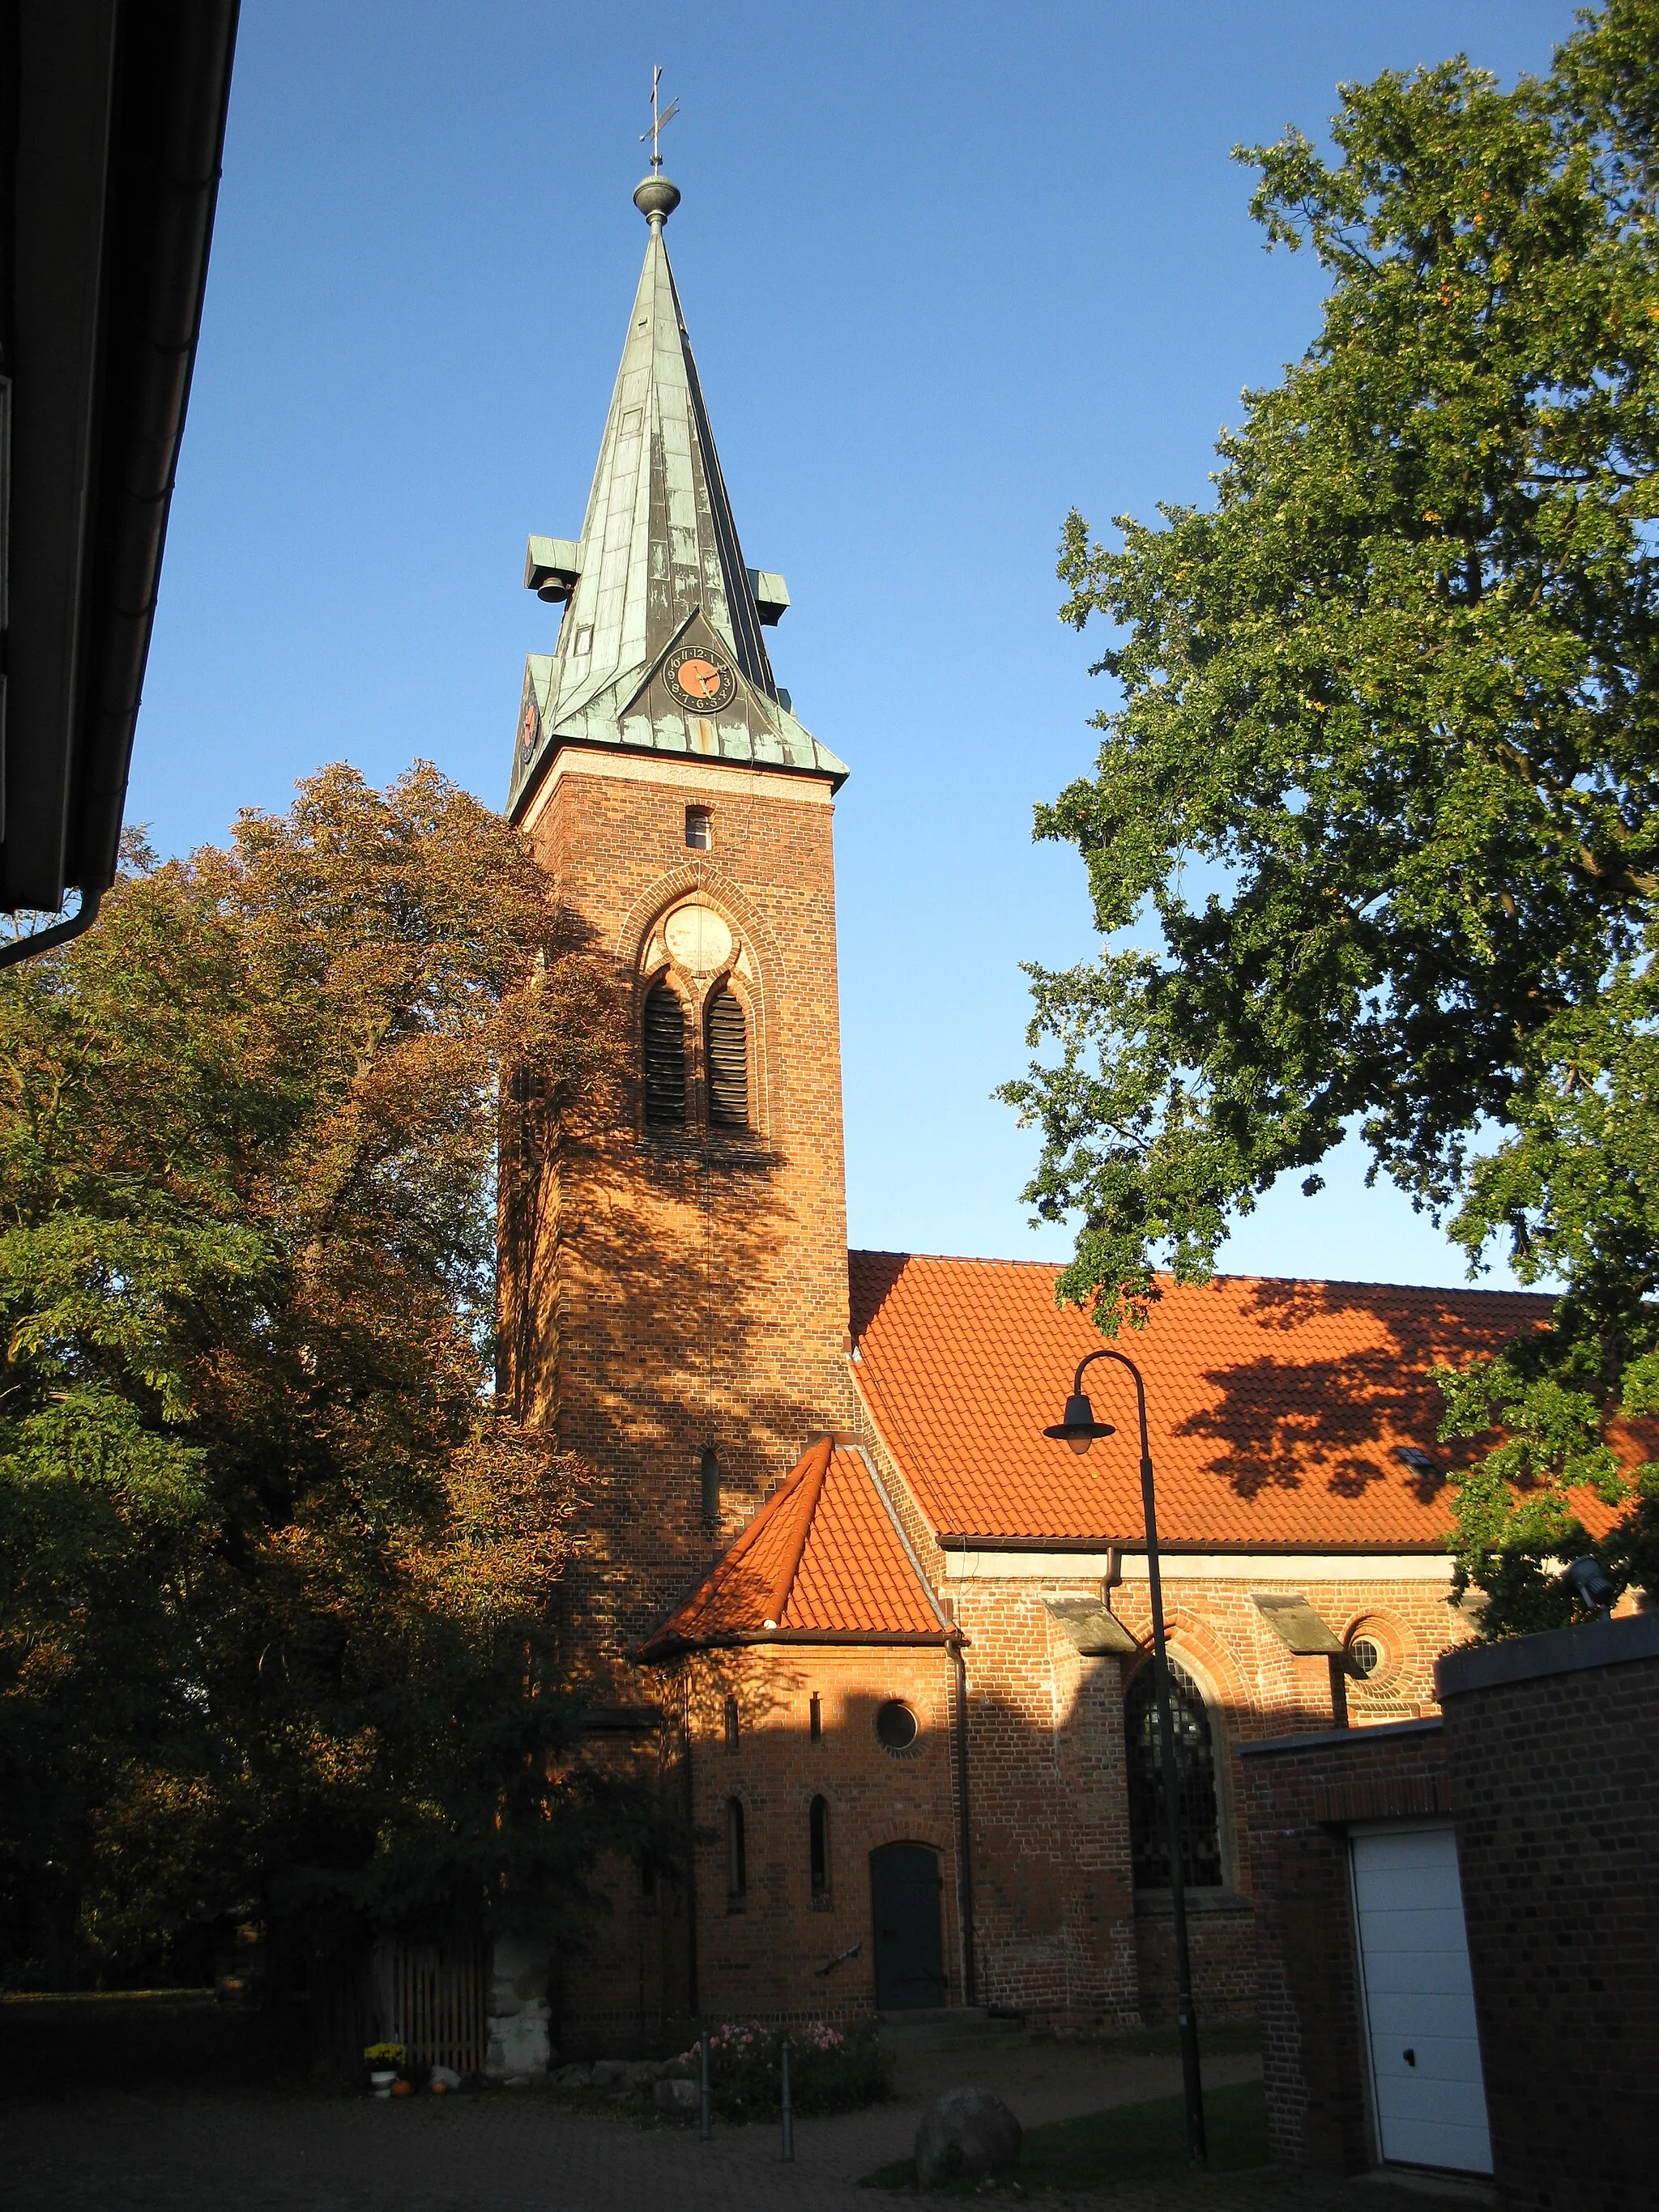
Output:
513 752 863 2043
1133 1891 1257 2023
514 754 858 1679
1438 1614 1659 2212
1241 1718 1450 2172
948 1581 1141 2027
552 1644 962 2048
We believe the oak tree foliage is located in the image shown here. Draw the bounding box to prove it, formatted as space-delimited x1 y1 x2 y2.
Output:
1001 1 1659 1634
0 765 651 1984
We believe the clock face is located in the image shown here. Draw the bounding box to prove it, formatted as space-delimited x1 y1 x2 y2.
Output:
666 644 737 713
518 690 539 753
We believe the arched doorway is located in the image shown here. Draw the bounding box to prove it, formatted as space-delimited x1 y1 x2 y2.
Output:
869 1843 945 2010
1124 1655 1224 1890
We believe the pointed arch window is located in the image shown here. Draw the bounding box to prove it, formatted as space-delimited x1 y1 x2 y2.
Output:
642 980 688 1127
1124 1654 1223 1890
705 985 748 1128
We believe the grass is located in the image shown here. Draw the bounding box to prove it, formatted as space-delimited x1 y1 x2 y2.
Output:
859 2079 1269 2194
1079 2019 1262 2062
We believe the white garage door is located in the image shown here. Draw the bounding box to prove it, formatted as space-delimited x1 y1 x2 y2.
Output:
1350 1823 1492 2175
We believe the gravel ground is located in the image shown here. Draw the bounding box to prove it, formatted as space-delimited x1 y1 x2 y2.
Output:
0 2040 1486 2212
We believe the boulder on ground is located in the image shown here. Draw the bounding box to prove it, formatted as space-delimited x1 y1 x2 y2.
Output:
552 2063 592 2090
655 2077 700 2113
915 2088 1022 2190
625 2060 657 2089
590 2059 632 2089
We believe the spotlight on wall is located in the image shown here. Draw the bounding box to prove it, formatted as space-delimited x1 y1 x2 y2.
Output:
1563 1554 1617 1613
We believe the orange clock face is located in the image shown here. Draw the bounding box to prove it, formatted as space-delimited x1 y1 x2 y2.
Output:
678 658 722 699
667 644 736 712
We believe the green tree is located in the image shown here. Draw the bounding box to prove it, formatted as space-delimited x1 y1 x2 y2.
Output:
0 765 654 1985
1001 0 1659 1634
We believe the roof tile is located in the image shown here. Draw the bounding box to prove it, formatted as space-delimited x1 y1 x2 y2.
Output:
640 1439 945 1655
848 1252 1624 1549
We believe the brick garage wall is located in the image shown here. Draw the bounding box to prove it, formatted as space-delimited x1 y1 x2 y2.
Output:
1240 1717 1449 2172
1438 1613 1659 2212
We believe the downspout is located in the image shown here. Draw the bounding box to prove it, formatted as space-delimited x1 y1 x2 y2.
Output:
681 1664 699 2017
950 1630 977 2009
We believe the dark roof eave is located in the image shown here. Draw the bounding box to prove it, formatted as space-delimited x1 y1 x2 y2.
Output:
4 0 241 923
636 1626 957 1663
934 1532 1454 1557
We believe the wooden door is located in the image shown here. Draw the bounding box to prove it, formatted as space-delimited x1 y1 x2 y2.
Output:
870 1843 945 2011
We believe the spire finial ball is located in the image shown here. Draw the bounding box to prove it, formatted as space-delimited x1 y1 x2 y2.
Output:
633 174 681 225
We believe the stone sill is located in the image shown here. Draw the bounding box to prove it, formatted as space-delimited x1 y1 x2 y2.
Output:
1132 1888 1253 1917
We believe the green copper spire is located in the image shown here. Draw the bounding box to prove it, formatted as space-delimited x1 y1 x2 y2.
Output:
508 178 846 816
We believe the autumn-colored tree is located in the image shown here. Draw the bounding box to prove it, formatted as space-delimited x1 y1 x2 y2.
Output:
1003 0 1659 1634
0 764 650 1985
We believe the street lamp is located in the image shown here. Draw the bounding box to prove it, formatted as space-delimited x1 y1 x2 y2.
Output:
1044 1348 1208 2172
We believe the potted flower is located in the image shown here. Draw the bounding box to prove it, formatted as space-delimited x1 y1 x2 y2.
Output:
365 2041 407 2096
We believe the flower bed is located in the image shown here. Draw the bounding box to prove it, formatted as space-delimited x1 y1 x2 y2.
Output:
670 2018 889 2121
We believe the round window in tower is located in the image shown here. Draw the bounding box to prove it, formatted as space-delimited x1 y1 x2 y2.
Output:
1346 1635 1382 1680
875 1700 919 1753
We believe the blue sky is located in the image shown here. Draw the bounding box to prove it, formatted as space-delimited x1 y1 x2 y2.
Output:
136 0 1581 1288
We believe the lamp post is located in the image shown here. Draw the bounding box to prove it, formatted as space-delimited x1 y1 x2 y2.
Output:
1044 1347 1207 2172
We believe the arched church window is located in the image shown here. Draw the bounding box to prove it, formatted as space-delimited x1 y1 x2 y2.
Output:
642 979 688 1127
705 985 748 1127
726 1797 747 1903
809 1795 831 1902
1124 1655 1224 1890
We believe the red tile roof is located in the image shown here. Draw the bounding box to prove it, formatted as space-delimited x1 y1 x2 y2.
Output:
639 1438 949 1656
848 1251 1616 1552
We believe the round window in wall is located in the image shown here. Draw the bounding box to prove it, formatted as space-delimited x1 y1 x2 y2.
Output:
1344 1617 1403 1690
875 1700 919 1752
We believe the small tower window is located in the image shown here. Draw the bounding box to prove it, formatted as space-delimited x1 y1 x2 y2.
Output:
809 1795 831 1903
809 1691 822 1744
723 1694 740 1750
642 980 688 1128
706 986 748 1127
699 1443 720 1530
726 1797 747 1903
685 805 712 850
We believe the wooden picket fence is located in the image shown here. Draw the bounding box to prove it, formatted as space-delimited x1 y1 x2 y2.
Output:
386 1940 489 2077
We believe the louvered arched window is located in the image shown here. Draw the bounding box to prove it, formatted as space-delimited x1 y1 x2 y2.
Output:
705 984 748 1128
642 980 688 1127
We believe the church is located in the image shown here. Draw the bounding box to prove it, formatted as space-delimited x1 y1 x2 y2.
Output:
494 163 1544 2064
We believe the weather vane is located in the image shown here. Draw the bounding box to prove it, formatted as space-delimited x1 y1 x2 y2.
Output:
640 65 679 173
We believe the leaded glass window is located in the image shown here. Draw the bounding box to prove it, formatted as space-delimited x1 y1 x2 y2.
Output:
1124 1654 1224 1889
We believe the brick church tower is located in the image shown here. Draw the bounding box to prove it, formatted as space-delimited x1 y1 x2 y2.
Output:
503 168 859 1690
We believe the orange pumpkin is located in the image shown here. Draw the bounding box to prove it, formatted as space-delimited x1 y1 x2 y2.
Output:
390 2079 413 2098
